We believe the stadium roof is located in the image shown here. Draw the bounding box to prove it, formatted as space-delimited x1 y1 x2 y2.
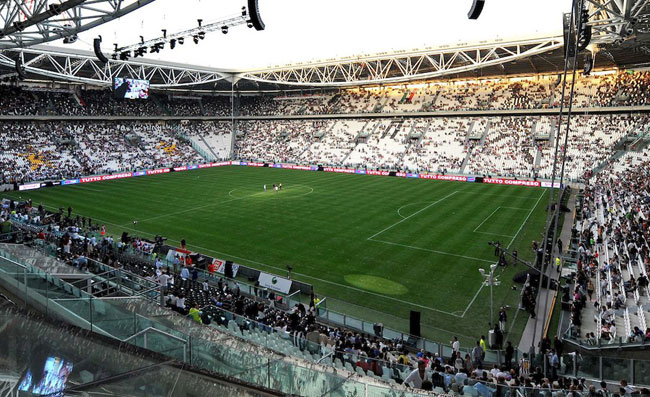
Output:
0 0 649 90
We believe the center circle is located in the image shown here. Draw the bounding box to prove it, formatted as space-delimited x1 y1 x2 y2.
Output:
228 184 314 199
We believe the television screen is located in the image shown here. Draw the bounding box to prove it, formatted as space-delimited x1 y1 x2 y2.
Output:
113 78 150 99
18 356 73 396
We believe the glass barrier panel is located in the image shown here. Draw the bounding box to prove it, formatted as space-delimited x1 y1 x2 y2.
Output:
328 310 345 325
634 359 650 387
602 357 629 383
91 299 136 339
577 354 600 379
344 315 363 331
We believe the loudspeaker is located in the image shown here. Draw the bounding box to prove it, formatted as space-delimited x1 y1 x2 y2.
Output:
15 58 26 80
247 0 265 30
467 0 485 20
93 37 109 64
224 261 234 278
409 310 421 337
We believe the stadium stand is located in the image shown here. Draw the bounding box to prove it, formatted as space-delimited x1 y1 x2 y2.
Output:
0 122 203 184
2 71 650 118
565 151 650 345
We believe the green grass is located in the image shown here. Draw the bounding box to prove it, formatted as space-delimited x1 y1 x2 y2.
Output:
4 166 551 347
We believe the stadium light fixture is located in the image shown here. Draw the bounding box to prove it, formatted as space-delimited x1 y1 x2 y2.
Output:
198 31 206 40
170 39 176 49
479 263 500 330
178 37 184 45
193 35 199 44
221 26 229 34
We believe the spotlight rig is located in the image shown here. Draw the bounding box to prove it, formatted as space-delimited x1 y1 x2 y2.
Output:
110 0 265 60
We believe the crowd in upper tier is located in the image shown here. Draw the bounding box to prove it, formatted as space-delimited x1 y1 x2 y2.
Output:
0 71 649 117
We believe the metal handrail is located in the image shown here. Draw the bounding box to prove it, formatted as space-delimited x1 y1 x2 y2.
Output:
122 326 187 344
122 326 188 362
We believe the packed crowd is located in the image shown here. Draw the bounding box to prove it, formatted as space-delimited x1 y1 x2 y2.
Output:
0 121 203 184
1 70 649 118
566 152 650 345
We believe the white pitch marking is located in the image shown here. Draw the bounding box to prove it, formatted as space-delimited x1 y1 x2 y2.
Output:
507 190 546 249
396 202 432 219
473 231 516 238
367 191 458 240
128 184 314 225
473 207 501 233
459 188 547 317
368 238 495 264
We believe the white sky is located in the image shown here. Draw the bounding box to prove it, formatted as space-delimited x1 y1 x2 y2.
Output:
58 0 571 71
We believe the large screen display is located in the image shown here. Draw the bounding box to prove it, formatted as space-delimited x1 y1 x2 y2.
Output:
113 78 149 99
18 356 73 396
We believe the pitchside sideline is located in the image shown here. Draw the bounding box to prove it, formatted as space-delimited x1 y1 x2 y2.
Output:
4 166 549 344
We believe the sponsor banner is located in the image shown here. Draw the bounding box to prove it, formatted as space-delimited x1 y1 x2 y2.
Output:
367 170 390 176
187 165 199 170
209 259 240 278
101 172 132 181
437 175 468 182
61 179 80 185
467 177 476 183
211 161 231 167
258 271 293 294
147 168 170 175
235 161 245 166
272 164 283 168
419 174 437 180
407 173 420 178
198 163 213 169
80 176 102 183
282 164 313 171
165 248 192 263
484 178 540 187
19 183 41 191
310 166 319 171
246 162 265 167
541 181 562 188
355 169 367 175
132 171 146 177
324 167 355 174
173 166 188 172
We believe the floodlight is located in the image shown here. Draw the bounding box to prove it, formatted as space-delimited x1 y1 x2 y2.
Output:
478 268 485 276
170 39 176 49
193 35 199 44
221 26 228 34
490 263 497 272
178 37 184 45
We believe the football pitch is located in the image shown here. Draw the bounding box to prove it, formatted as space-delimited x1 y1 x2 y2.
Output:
6 166 550 346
